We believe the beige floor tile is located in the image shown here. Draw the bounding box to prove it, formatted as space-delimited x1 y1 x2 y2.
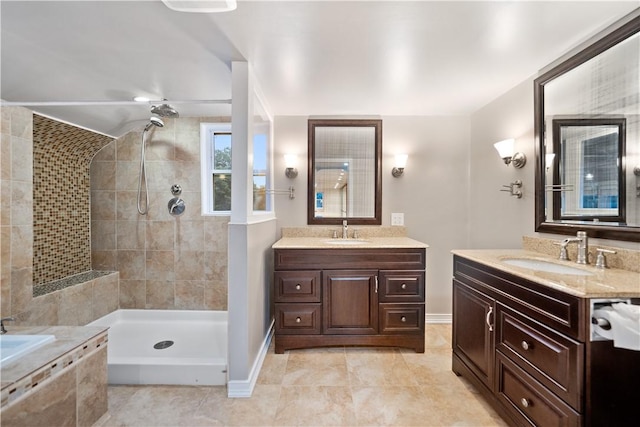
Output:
345 347 419 387
274 386 356 426
257 352 289 385
352 385 432 426
282 352 349 386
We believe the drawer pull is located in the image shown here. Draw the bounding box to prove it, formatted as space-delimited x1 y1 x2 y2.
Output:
401 316 407 323
521 398 531 408
485 306 494 332
401 283 407 290
521 341 531 351
295 284 301 290
295 317 301 323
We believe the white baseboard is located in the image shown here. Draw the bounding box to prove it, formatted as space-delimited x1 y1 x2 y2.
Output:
227 320 275 398
425 313 452 324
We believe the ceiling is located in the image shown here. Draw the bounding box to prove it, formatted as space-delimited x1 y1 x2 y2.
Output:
1 1 638 137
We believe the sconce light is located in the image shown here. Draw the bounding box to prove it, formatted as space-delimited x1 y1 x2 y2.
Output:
392 154 408 177
545 153 556 171
284 154 298 179
493 138 526 168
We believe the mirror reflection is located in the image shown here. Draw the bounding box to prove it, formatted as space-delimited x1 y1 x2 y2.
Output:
308 119 382 225
535 17 639 241
550 119 625 222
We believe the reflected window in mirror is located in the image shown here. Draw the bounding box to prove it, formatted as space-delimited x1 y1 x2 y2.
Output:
308 119 382 225
534 15 639 241
550 119 625 223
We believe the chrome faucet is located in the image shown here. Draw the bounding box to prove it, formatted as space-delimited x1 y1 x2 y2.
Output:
561 231 589 264
1 317 15 334
342 220 348 239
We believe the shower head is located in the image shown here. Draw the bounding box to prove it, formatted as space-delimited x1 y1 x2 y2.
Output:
144 117 165 131
150 103 179 118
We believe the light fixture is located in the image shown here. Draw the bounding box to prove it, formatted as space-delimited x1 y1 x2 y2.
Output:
392 154 408 177
284 154 298 179
133 96 150 103
161 0 237 13
493 139 526 168
545 153 556 171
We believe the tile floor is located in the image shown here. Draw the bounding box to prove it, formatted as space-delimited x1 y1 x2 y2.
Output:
98 324 508 426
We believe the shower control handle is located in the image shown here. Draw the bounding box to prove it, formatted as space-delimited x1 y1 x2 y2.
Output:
168 197 186 216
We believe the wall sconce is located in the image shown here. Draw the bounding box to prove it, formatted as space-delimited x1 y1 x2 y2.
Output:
284 154 298 179
545 153 556 171
392 154 408 177
493 139 526 168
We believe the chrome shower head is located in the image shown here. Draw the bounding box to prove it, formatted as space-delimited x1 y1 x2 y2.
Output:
150 103 179 118
144 117 164 131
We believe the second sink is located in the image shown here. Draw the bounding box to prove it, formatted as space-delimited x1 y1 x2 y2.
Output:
501 258 593 276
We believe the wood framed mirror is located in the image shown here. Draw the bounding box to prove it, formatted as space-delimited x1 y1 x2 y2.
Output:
308 119 382 225
534 15 640 242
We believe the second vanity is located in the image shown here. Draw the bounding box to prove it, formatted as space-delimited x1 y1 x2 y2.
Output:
272 232 428 354
451 248 640 427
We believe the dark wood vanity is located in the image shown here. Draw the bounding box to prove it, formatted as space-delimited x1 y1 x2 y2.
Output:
452 254 640 427
273 246 426 354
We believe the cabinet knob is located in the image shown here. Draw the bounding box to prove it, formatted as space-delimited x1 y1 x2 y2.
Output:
400 316 407 323
521 398 531 408
295 284 301 290
401 283 407 290
521 341 530 351
295 317 301 323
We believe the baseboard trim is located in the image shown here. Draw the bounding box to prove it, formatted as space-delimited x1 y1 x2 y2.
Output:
227 319 275 398
425 313 452 324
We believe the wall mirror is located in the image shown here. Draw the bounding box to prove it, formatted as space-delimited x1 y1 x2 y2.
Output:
308 119 382 225
534 15 639 242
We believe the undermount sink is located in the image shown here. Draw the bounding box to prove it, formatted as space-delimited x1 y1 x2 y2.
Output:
0 334 55 366
501 258 593 276
323 239 369 245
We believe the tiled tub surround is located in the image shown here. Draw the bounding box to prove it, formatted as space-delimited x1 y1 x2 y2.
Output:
90 117 229 311
0 326 109 427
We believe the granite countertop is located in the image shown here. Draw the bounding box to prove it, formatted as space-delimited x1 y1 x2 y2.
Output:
452 249 640 298
272 236 429 249
1 326 108 390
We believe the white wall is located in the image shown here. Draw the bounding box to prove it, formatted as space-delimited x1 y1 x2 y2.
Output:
273 115 470 316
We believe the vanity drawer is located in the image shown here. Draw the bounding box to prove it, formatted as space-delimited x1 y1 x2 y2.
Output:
379 270 425 303
274 271 321 303
379 304 425 334
496 304 583 410
496 352 580 427
275 304 321 334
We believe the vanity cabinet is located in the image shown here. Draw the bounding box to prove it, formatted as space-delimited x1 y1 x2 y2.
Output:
452 255 640 427
273 248 426 353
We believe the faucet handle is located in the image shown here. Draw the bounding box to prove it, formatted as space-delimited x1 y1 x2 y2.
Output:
595 248 616 269
0 317 15 334
553 240 570 260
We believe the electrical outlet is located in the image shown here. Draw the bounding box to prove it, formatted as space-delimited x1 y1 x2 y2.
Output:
391 213 404 226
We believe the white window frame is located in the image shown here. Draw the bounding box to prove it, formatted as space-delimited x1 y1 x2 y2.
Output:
201 122 232 215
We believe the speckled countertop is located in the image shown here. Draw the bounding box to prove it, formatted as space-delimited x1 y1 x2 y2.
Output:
272 236 429 249
452 249 640 298
1 326 108 391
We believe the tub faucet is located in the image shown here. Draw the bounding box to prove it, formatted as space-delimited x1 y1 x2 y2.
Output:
342 220 348 239
1 317 15 334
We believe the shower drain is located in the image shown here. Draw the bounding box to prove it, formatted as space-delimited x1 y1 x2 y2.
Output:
153 340 174 350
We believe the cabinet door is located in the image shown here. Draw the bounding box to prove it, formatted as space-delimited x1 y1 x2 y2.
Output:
453 279 495 391
323 270 378 335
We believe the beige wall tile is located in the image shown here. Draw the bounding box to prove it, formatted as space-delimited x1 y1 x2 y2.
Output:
145 280 174 309
174 281 205 309
91 220 116 251
145 221 175 250
176 220 204 251
77 346 108 426
91 191 116 221
92 250 117 271
116 220 145 250
175 250 204 281
145 250 174 281
58 281 93 325
92 274 119 319
90 160 116 190
116 250 145 280
93 141 115 161
119 279 146 309
10 181 33 226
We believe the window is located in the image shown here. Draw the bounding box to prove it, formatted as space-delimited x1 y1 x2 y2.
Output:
201 122 271 215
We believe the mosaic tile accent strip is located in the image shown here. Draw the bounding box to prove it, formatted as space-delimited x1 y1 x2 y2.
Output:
32 114 114 286
33 270 116 297
0 331 108 409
